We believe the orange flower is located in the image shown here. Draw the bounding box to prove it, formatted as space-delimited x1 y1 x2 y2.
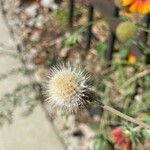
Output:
128 54 137 63
122 0 150 14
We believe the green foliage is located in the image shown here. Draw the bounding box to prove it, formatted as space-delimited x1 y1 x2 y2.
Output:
55 9 68 27
64 34 78 48
142 129 150 138
55 7 82 28
96 42 108 58
129 127 143 148
45 57 53 66
94 132 114 150
1 3 150 149
119 48 129 60
92 59 150 148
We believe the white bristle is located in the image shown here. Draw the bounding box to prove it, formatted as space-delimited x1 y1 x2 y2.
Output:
43 62 89 112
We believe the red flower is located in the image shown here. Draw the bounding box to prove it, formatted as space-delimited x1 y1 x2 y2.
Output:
112 129 126 145
112 128 132 150
124 139 132 150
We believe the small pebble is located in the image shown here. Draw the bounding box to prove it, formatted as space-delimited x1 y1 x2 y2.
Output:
41 0 58 10
25 4 39 17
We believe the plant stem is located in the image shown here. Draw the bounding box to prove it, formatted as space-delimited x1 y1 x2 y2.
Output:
123 69 150 88
102 104 150 129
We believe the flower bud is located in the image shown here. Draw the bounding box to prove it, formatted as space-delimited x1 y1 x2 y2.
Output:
116 21 137 43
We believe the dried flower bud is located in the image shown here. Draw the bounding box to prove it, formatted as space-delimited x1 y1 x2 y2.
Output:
116 21 137 43
43 63 89 112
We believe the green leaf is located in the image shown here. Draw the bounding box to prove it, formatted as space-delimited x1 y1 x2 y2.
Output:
120 48 128 59
55 7 82 28
94 138 105 150
142 130 150 138
96 42 108 58
144 115 150 123
65 35 78 48
94 133 114 150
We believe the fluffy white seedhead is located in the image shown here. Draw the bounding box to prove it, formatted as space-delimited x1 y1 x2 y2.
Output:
43 63 89 112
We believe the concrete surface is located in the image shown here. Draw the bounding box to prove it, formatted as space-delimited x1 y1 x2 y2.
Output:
0 6 65 150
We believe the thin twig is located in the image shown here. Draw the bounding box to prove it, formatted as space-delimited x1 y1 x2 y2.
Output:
102 105 150 129
123 69 150 88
